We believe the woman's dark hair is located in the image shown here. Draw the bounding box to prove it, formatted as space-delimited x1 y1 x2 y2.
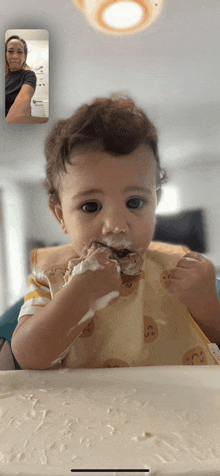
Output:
5 35 30 75
44 96 167 205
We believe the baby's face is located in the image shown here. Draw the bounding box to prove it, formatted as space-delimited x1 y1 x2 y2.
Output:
55 144 158 258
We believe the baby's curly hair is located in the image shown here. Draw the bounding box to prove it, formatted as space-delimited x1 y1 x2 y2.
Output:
44 96 167 205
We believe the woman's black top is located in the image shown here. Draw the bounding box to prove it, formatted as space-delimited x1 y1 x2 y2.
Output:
5 69 37 117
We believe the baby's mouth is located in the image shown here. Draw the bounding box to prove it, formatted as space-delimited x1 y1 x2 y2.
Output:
110 248 132 259
89 241 135 259
97 242 133 258
88 241 144 276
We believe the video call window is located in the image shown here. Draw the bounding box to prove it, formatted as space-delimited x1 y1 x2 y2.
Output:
5 29 49 124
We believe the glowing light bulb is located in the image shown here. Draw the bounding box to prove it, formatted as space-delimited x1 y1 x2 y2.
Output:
102 1 145 29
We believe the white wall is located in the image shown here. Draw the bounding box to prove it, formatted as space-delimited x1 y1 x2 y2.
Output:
0 190 8 314
28 40 49 117
0 182 28 310
20 181 70 247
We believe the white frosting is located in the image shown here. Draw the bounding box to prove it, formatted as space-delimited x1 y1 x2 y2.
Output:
64 255 105 283
51 254 120 366
101 237 132 249
99 239 144 264
0 366 220 475
75 290 120 327
50 343 73 367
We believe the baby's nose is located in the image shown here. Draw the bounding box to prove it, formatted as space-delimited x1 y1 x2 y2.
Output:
101 200 131 231
113 226 127 233
102 214 129 235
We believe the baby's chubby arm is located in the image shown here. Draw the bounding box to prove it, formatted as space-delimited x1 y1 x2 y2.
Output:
161 251 220 343
11 245 123 370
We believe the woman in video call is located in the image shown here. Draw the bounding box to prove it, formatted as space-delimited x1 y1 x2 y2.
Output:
5 35 48 123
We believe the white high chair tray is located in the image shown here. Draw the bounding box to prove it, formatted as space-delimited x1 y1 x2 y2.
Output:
0 366 220 476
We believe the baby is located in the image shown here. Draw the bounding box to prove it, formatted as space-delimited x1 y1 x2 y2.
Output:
11 96 220 369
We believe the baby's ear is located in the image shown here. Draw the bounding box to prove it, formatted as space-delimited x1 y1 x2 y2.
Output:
49 202 68 234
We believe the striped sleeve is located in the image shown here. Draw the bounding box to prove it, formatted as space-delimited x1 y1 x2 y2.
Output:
18 275 52 322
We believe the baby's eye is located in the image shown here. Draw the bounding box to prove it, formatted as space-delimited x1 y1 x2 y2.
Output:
127 198 146 209
81 202 101 213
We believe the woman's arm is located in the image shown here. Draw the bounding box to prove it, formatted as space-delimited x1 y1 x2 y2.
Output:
5 84 48 124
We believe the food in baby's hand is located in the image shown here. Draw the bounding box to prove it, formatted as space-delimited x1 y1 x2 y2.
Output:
87 241 143 275
64 243 116 286
116 250 144 276
64 241 143 287
63 257 83 285
63 243 123 309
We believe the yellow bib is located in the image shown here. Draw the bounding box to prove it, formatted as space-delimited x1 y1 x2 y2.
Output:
32 242 219 367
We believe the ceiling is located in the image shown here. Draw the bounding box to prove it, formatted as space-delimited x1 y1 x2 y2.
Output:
1 0 220 182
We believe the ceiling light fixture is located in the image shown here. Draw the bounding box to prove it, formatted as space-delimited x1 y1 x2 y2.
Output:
73 0 164 35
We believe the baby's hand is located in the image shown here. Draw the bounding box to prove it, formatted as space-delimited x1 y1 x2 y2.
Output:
64 243 107 284
65 243 123 307
161 251 219 322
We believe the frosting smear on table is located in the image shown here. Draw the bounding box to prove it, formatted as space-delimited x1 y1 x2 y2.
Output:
0 368 220 475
